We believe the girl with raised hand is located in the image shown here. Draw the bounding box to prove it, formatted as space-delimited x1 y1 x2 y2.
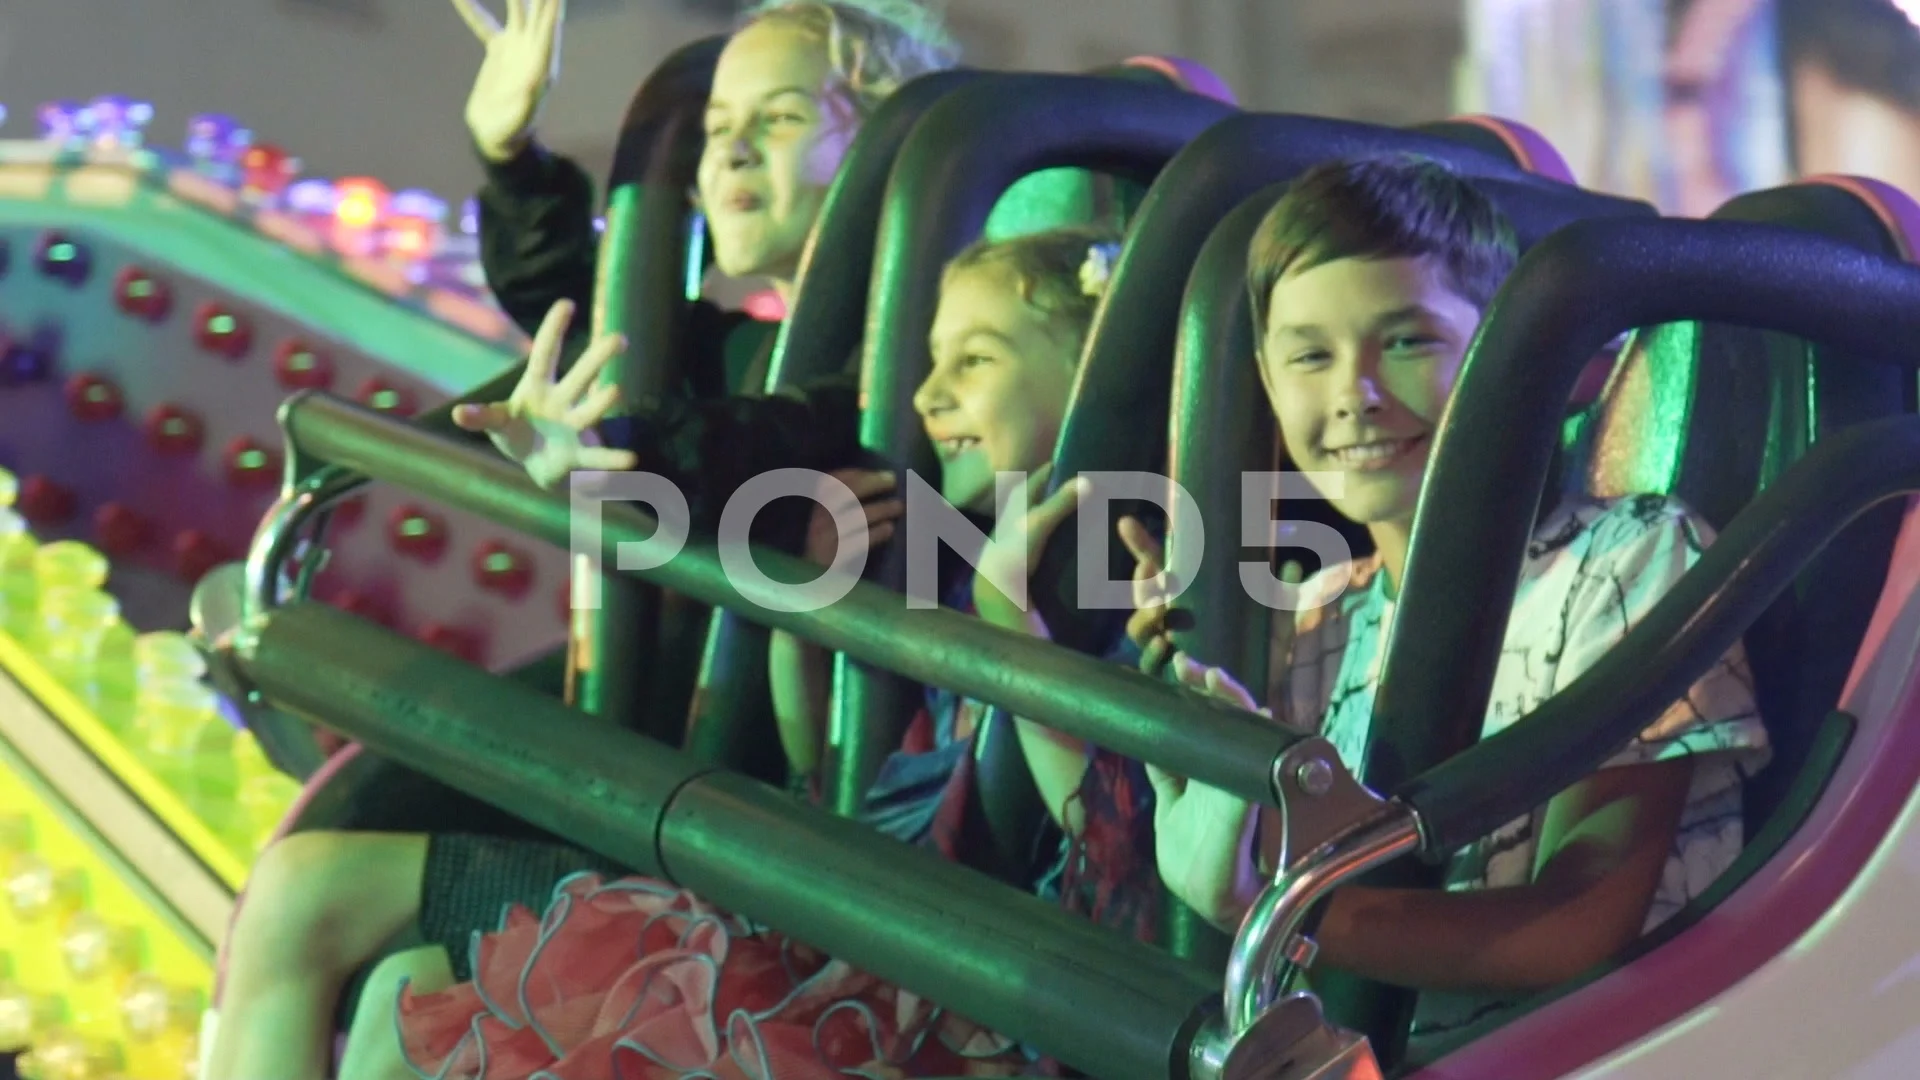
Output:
395 226 1160 1080
203 5 957 1080
450 0 958 400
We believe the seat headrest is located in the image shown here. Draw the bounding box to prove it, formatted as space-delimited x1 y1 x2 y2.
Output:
1795 175 1920 263
1431 115 1579 184
1120 55 1238 105
1469 175 1654 251
1581 177 1920 520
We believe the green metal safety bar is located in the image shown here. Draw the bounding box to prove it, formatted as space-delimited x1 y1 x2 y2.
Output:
254 393 1301 808
237 600 1219 1080
225 389 1308 1079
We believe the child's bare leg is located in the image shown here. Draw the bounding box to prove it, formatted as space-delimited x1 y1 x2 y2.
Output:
204 831 429 1080
338 944 456 1080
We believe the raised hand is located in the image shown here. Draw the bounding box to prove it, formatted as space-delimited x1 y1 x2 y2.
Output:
971 464 1090 636
1167 650 1263 712
451 299 637 489
1143 652 1269 926
802 469 903 568
451 0 566 162
1118 514 1182 676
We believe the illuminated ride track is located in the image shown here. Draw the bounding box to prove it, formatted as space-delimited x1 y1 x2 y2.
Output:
0 120 577 1078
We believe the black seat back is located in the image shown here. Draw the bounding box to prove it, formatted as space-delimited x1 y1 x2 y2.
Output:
1577 179 1920 835
1409 177 1920 1070
1060 114 1648 976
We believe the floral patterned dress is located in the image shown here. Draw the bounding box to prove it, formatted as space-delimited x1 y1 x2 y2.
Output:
394 587 1152 1080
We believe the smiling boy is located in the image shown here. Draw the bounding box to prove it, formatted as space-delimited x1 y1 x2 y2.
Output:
1129 156 1771 1061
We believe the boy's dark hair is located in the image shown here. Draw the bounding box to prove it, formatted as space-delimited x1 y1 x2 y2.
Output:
1246 155 1520 341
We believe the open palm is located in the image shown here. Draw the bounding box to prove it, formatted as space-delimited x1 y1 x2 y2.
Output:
1143 654 1269 926
801 469 903 567
971 465 1088 636
452 299 637 489
451 0 565 161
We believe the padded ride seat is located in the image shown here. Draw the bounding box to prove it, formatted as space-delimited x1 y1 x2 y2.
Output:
1578 176 1920 838
1411 175 1920 1075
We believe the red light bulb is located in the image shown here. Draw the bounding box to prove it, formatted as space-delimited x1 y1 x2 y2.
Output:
418 622 483 665
143 404 205 455
93 503 150 557
194 303 252 360
272 340 334 390
223 435 281 488
387 505 448 562
63 373 123 422
17 476 76 527
112 266 172 321
471 539 534 598
241 144 297 199
171 530 226 584
333 588 394 628
356 377 416 418
329 494 367 530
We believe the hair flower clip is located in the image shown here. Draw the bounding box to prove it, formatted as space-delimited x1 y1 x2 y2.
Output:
1079 241 1122 297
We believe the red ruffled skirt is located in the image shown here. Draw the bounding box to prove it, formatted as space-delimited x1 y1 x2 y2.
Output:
397 873 1045 1080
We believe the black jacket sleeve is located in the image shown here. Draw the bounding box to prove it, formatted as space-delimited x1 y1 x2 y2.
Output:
595 372 865 542
475 141 600 339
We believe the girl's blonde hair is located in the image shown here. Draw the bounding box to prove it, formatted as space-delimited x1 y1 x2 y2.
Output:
741 0 961 113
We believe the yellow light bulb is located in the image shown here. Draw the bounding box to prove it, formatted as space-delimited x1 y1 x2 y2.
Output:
94 617 135 673
32 542 109 592
230 729 269 773
58 913 141 982
4 856 85 922
0 468 16 508
133 631 206 683
134 678 221 756
34 588 122 695
15 1027 120 1080
146 1028 200 1080
0 511 36 637
0 980 50 1049
117 975 197 1041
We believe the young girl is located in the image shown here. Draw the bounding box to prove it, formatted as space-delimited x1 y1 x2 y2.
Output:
204 5 959 1080
456 0 958 389
393 226 1158 1079
1122 156 1771 1063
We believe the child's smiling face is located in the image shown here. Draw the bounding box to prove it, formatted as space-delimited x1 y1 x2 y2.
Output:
697 19 859 283
915 260 1083 515
1260 254 1483 528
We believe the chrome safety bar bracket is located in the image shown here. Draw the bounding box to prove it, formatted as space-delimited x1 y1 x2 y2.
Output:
1268 736 1394 870
233 465 364 660
1222 802 1423 1035
1190 993 1383 1080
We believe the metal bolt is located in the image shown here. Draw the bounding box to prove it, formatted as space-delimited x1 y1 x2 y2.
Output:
1294 757 1334 797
